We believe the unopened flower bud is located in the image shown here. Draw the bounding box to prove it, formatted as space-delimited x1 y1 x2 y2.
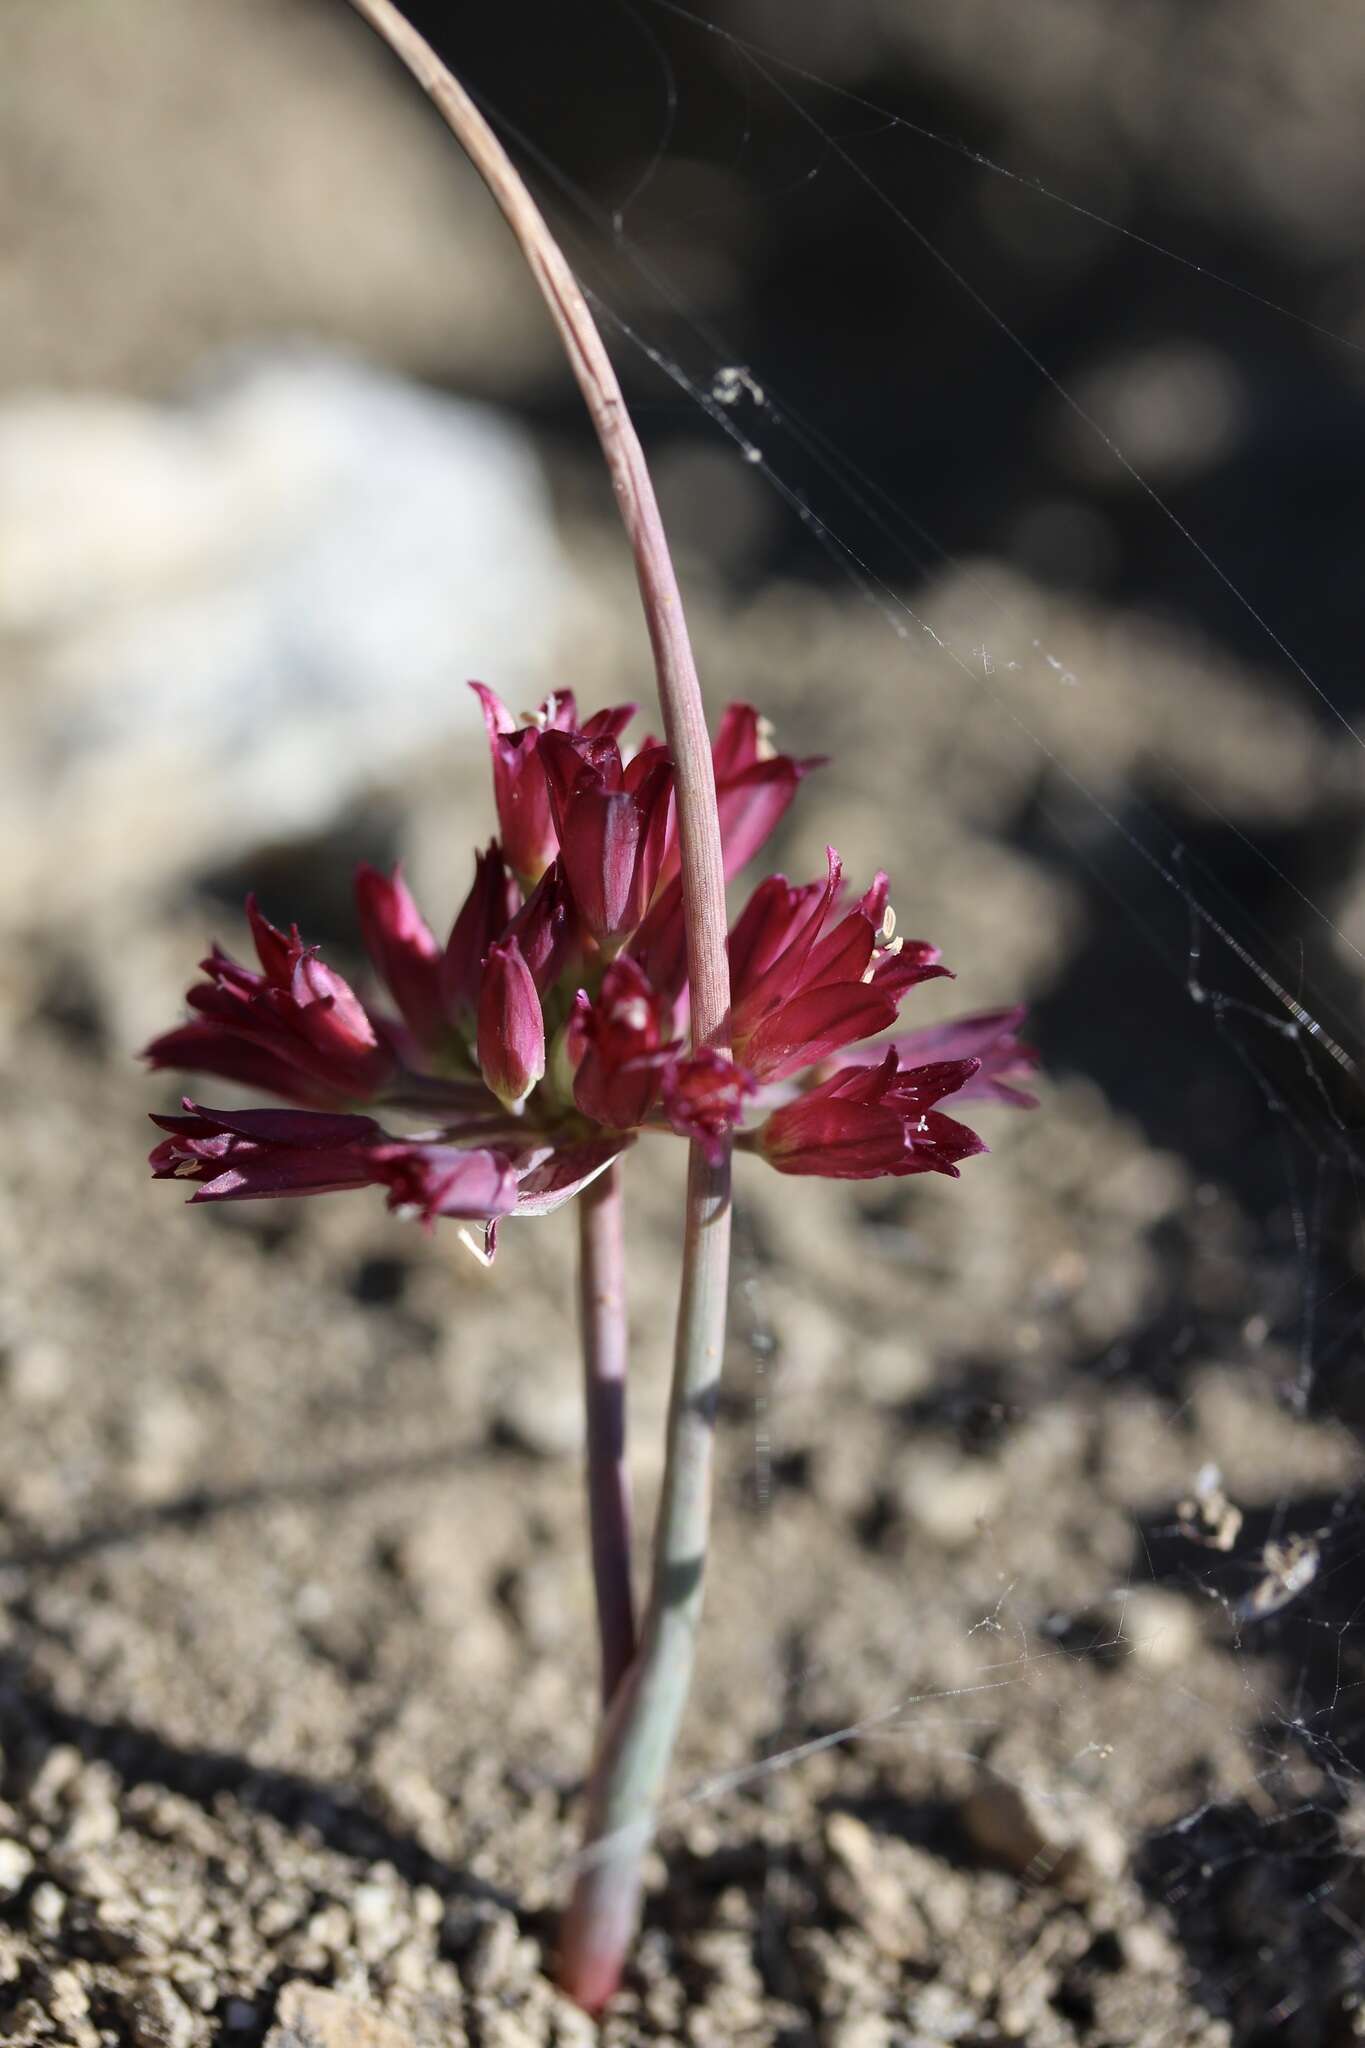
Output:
477 939 546 1109
443 842 520 1029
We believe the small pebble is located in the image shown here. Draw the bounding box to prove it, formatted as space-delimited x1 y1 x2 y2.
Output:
40 1964 90 2022
462 1908 519 1994
264 1982 418 2047
28 1747 82 1818
1115 1587 1199 1672
825 2019 896 2048
499 1559 572 1651
895 1448 1004 1549
126 1980 197 2048
960 1775 1124 1897
0 1837 34 1898
1 1337 71 1407
491 1377 582 1459
29 1879 66 1935
352 1874 406 1961
907 1979 982 2040
823 1813 934 1963
546 1990 599 2046
305 1901 352 1955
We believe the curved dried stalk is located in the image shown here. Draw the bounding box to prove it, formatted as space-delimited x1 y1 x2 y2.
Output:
342 0 733 2008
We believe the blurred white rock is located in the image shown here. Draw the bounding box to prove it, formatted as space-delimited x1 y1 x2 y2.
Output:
0 351 564 924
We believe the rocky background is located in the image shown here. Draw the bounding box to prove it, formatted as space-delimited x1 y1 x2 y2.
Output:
3 3 1365 2044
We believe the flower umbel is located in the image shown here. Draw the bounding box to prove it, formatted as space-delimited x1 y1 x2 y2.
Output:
145 694 1036 1247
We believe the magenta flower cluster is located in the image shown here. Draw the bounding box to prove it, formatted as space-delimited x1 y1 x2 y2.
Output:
145 686 1036 1250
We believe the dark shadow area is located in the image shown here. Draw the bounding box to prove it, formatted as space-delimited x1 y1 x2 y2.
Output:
348 1252 412 1306
1126 1483 1365 2045
0 1648 504 1904
1024 785 1365 1206
0 1439 488 1576
1021 777 1365 1429
195 805 405 954
1138 1796 1364 2048
896 1360 1029 1456
1137 1483 1365 1780
399 1 1365 716
0 1634 529 2048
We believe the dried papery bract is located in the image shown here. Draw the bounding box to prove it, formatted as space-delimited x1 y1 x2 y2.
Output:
341 0 733 2008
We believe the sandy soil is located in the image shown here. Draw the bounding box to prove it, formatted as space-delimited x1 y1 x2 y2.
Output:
6 4 1365 2038
4 546 1362 2048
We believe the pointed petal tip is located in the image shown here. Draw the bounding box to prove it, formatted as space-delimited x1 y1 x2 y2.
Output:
469 678 515 734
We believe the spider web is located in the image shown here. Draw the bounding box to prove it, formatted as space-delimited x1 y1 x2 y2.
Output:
444 3 1365 2036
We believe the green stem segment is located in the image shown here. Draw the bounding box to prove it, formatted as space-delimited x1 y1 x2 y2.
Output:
577 1158 636 1709
342 2 733 2009
559 1145 731 2007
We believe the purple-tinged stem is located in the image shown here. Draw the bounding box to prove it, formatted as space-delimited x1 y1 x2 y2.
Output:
342 0 729 1046
577 1159 636 1708
341 2 733 2011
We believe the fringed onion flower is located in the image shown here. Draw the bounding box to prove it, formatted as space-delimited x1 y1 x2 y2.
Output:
145 690 1035 1244
136 5 1044 2008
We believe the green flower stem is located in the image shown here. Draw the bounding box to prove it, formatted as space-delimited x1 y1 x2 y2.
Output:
341 2 735 2007
577 1158 636 1708
558 1143 731 2008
